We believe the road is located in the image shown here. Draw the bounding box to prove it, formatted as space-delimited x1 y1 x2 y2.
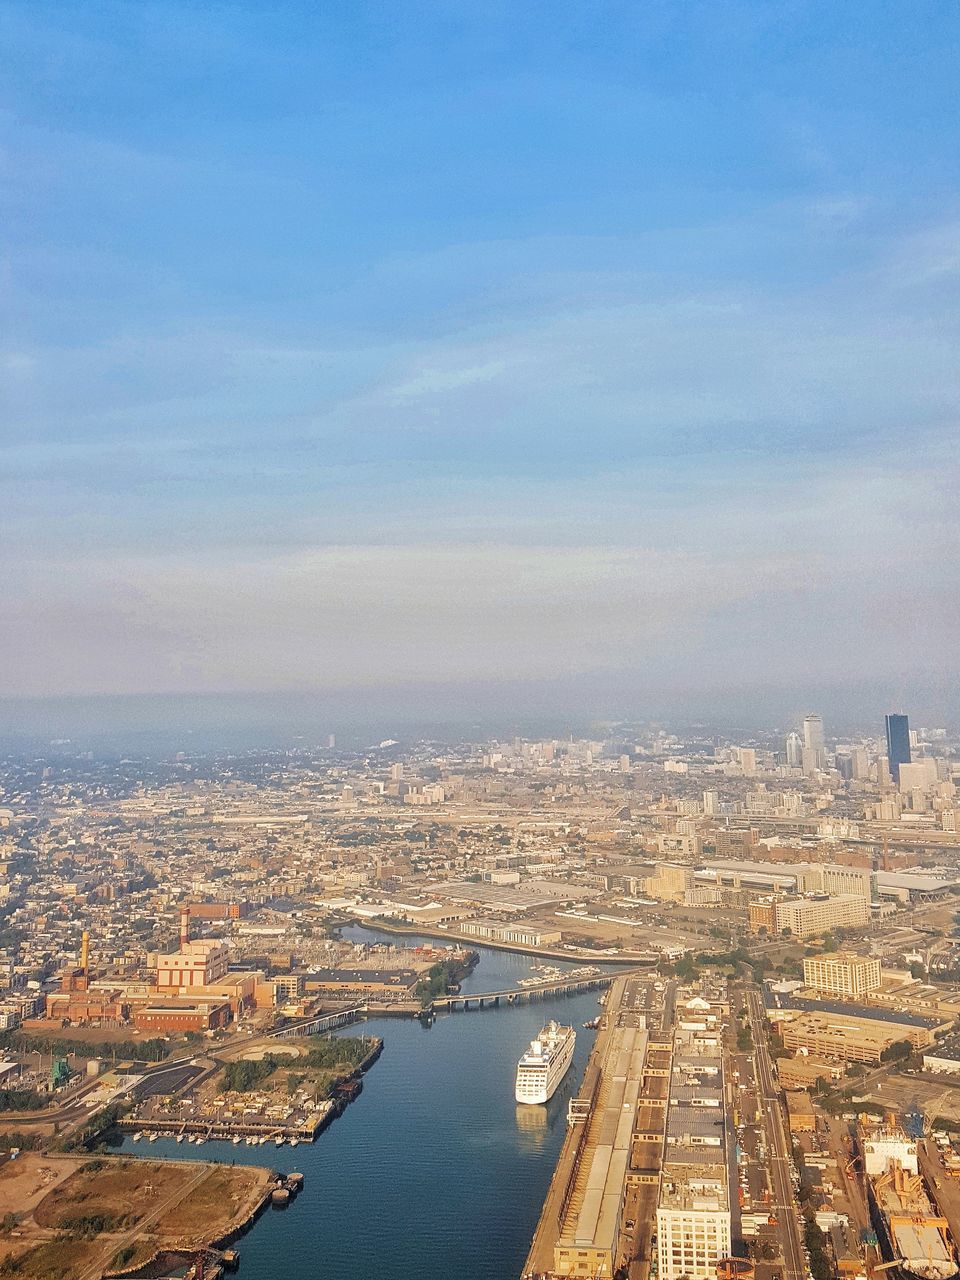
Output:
745 985 807 1280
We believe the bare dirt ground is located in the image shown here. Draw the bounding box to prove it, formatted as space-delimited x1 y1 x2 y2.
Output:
0 1154 84 1226
0 1154 272 1280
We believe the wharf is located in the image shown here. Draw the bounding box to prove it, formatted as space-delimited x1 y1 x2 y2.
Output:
118 1111 329 1142
521 973 673 1280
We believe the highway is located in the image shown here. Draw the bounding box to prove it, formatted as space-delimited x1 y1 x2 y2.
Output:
745 985 807 1280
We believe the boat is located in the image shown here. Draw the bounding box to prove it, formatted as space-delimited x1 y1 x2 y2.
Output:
275 1135 285 1147
515 1021 576 1104
583 1017 601 1030
289 1137 299 1147
863 1116 958 1280
132 1132 143 1142
232 1135 242 1145
176 1133 185 1143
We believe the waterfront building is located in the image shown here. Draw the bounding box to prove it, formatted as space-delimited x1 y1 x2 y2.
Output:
552 1023 649 1278
459 921 562 947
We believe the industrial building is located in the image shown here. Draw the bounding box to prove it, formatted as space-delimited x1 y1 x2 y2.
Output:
459 921 562 947
552 1023 649 1278
156 939 230 989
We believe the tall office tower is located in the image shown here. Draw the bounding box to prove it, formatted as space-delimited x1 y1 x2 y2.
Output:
885 714 911 784
851 747 870 780
785 731 803 769
803 714 826 770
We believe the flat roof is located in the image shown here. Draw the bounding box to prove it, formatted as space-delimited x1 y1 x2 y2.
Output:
766 991 942 1029
559 1024 649 1255
305 968 419 984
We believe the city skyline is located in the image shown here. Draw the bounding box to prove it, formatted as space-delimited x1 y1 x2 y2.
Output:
3 1 959 712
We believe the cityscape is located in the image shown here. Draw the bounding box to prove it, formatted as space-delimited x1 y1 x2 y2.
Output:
0 713 959 1278
4 2 960 1279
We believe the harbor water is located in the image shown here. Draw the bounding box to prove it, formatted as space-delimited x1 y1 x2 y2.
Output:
115 927 613 1279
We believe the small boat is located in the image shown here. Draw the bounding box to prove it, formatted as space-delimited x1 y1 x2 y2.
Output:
289 1137 299 1147
132 1132 143 1142
147 1132 158 1142
232 1135 242 1145
176 1133 185 1143
275 1135 285 1147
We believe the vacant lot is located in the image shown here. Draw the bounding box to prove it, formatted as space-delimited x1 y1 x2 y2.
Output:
34 1158 185 1231
0 1157 272 1280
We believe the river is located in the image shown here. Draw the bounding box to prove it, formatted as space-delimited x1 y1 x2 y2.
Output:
114 926 616 1279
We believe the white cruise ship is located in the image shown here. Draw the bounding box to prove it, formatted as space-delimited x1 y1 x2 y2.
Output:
515 1021 576 1104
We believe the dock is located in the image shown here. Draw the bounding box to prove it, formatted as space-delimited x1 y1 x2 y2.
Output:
521 974 674 1280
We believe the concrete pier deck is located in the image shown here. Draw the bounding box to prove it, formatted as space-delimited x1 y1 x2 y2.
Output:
521 974 674 1280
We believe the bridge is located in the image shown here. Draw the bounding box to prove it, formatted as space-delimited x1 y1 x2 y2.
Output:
271 1005 366 1039
433 973 615 1011
267 974 619 1034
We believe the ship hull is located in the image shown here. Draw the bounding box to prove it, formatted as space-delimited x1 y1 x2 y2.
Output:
515 1028 575 1104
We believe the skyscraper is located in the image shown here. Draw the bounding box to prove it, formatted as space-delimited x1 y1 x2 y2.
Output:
802 714 825 772
785 731 803 769
885 713 911 784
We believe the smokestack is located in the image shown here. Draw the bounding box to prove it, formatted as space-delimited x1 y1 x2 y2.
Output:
180 909 190 947
80 930 90 977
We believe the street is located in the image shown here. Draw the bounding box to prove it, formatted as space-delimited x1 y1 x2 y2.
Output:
745 986 807 1280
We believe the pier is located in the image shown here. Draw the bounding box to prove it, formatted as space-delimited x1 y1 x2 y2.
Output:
521 973 674 1280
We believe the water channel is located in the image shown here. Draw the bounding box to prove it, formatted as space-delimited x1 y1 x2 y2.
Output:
115 926 617 1279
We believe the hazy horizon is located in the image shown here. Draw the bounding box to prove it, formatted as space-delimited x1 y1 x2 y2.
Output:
1 673 956 753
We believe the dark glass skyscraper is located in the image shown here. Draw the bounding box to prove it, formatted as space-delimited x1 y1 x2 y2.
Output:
885 713 911 783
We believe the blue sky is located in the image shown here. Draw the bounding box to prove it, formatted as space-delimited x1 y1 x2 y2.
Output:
2 1 959 714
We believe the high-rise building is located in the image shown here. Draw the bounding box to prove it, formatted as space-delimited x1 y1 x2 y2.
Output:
885 714 911 784
785 732 803 769
803 715 826 772
851 748 870 780
803 953 882 999
774 895 869 939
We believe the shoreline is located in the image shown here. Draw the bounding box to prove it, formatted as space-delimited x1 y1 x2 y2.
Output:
339 915 658 966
